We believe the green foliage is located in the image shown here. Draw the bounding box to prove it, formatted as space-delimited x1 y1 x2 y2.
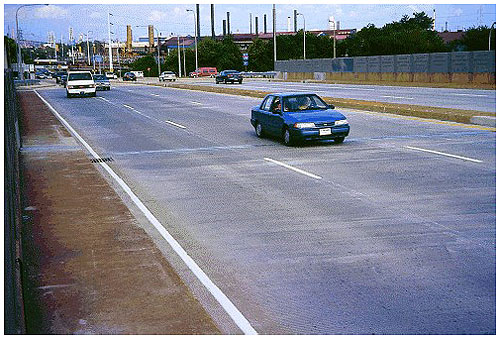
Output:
247 38 273 71
163 36 243 75
129 55 159 76
4 36 17 65
457 26 496 51
340 12 448 56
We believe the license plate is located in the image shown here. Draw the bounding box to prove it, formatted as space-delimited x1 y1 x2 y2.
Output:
319 128 331 136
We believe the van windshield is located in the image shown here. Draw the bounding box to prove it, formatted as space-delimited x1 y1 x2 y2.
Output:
68 73 92 81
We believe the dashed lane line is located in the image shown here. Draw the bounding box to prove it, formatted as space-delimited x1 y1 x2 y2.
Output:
264 157 322 180
405 146 483 163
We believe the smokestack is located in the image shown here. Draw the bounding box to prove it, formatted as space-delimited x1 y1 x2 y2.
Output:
148 25 154 53
287 17 291 32
255 16 259 35
250 13 252 34
227 12 230 34
264 14 267 34
127 25 132 56
211 4 215 39
196 4 200 39
294 9 297 32
223 19 226 36
445 21 448 31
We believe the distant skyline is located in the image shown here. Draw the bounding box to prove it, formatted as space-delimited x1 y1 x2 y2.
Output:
4 3 496 43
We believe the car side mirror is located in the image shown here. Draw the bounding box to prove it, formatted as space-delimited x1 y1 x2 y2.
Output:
329 104 335 109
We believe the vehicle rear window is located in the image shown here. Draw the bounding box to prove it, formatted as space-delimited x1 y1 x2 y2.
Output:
68 73 92 81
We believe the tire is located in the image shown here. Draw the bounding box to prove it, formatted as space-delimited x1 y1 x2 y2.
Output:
216 80 219 84
283 128 295 146
334 137 345 144
66 92 71 98
238 80 242 84
255 123 264 138
91 92 96 97
224 79 228 84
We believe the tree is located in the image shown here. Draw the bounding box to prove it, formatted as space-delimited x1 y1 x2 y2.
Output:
340 12 448 56
247 38 273 71
129 55 159 76
4 36 17 66
458 26 496 51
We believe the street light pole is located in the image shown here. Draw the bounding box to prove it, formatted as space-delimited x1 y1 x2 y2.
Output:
329 17 336 58
273 4 277 63
297 12 306 60
489 22 496 51
86 30 93 66
182 38 186 77
187 9 198 75
107 13 113 72
15 4 48 80
177 35 181 77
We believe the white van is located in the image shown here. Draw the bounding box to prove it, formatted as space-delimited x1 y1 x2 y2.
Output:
131 71 144 78
66 71 96 98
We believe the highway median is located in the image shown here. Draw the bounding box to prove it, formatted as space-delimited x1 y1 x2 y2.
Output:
148 81 496 129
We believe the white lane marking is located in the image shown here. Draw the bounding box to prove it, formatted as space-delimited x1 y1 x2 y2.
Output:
165 120 187 129
405 146 483 163
150 93 160 97
33 90 258 335
99 97 110 103
264 157 322 180
191 101 203 105
451 93 488 97
123 104 135 110
381 95 414 100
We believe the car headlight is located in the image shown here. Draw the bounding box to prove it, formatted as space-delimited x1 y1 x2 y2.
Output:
67 85 74 89
335 119 349 126
294 122 316 129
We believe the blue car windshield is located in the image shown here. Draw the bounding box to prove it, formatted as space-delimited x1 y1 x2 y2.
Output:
283 94 329 112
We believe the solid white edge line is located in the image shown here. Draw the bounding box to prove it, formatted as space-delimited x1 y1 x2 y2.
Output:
264 158 322 180
33 90 258 335
405 146 483 163
165 120 187 129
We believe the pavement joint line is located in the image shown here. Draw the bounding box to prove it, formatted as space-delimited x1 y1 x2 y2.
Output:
404 146 483 163
264 157 322 180
32 89 258 335
165 120 187 129
381 95 414 100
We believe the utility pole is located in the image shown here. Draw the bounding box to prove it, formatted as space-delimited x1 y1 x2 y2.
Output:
250 13 252 34
187 9 198 74
329 17 336 58
211 5 215 39
273 4 276 63
107 12 113 72
182 38 186 77
196 4 200 40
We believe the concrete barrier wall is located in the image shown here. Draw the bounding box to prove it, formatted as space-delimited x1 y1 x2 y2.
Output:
275 51 495 84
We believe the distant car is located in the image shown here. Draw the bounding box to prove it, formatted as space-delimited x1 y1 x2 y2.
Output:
55 71 68 84
123 72 137 81
251 93 350 146
66 71 96 98
131 71 144 78
105 72 117 79
35 72 48 79
216 70 243 84
190 67 217 78
93 74 111 91
159 71 176 82
60 75 68 87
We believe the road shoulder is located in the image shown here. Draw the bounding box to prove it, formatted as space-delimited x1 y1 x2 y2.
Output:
18 91 220 334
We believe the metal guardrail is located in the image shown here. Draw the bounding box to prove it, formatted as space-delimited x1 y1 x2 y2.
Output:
5 69 25 334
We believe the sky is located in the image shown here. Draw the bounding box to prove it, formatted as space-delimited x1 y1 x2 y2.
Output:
3 2 496 44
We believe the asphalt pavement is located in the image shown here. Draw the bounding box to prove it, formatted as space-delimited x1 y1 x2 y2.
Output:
186 78 496 112
35 83 495 334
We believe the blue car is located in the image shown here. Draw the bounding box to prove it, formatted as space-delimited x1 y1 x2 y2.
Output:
251 93 350 146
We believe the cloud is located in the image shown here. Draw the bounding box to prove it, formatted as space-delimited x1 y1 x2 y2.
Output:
149 10 167 22
453 8 464 17
34 5 68 19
